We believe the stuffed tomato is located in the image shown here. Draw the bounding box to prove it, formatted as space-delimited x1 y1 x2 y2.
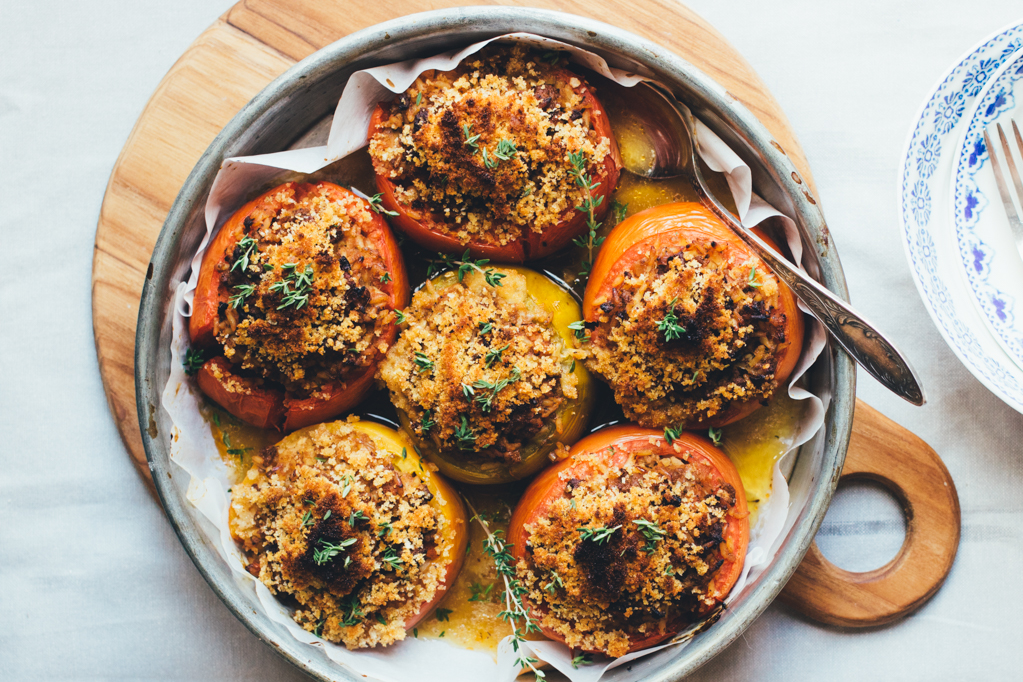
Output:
507 425 749 657
377 265 595 484
367 44 621 262
188 181 409 431
581 202 804 429
229 418 467 647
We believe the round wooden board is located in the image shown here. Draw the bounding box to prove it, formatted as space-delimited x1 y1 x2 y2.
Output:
91 0 959 628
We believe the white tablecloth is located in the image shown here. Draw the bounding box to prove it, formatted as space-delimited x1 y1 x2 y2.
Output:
2 0 1022 678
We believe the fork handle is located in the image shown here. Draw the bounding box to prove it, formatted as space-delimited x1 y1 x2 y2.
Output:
707 201 926 405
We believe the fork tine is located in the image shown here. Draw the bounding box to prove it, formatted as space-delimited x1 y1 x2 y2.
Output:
997 122 1023 207
986 126 1023 264
984 128 1022 225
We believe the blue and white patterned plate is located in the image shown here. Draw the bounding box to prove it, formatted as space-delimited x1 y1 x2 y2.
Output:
900 20 1023 413
951 47 1023 372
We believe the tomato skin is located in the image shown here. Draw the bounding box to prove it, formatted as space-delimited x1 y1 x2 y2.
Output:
508 425 749 655
368 69 621 263
188 181 409 430
197 356 285 431
582 202 805 427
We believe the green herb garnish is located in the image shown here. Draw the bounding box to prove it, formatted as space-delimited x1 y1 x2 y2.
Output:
312 537 357 565
414 351 435 374
368 192 400 217
634 518 666 554
183 347 205 375
568 320 589 342
228 283 256 309
708 426 723 445
657 297 686 342
568 151 605 281
471 367 521 413
230 236 257 273
578 524 620 545
484 343 509 368
454 415 477 450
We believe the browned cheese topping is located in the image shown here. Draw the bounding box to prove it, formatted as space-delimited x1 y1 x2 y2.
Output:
586 241 786 427
377 269 577 462
519 448 737 657
229 420 445 648
217 184 395 396
368 45 612 246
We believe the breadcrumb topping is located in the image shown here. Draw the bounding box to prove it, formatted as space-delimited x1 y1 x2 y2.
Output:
586 240 788 427
229 421 446 648
217 183 395 396
368 45 612 246
377 268 576 463
518 448 737 657
213 183 392 394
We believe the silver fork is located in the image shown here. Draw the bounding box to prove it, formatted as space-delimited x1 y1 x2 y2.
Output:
983 120 1023 264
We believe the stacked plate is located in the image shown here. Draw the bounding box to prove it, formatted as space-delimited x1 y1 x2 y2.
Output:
900 19 1023 412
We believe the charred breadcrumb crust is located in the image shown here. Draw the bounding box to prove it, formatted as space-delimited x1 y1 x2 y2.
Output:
217 184 394 396
378 268 577 463
368 45 612 246
519 449 737 657
229 420 445 648
587 241 787 427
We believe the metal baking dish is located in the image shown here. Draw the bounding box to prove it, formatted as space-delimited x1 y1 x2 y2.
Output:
135 7 854 680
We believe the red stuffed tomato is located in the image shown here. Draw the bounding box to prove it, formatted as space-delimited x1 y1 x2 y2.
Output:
508 425 749 657
367 44 620 263
581 202 804 429
188 181 409 431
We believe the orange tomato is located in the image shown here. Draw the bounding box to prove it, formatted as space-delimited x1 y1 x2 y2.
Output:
582 202 804 427
507 425 749 655
368 68 621 263
189 181 409 431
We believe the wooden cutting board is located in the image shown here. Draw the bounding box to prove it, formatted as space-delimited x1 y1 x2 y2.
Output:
91 0 959 630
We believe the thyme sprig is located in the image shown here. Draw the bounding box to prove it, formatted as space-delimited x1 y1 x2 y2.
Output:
231 236 257 273
312 537 357 565
568 320 589 342
270 262 315 310
657 297 686 342
454 415 477 450
568 151 605 281
472 367 521 413
428 249 506 287
634 518 666 554
663 422 684 445
578 524 621 545
229 283 256 309
463 123 481 152
368 192 399 217
748 266 762 289
183 347 205 375
420 409 436 433
708 426 723 445
414 351 435 374
494 138 518 161
484 343 509 368
465 499 546 680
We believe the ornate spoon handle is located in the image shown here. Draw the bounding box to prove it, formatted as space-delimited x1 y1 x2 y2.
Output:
725 219 925 405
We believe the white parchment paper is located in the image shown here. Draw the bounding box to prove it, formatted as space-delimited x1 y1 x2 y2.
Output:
163 33 830 682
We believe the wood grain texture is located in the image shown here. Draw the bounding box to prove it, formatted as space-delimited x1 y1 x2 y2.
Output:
779 401 961 627
91 0 957 628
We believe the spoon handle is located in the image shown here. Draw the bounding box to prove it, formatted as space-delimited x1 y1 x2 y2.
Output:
707 202 926 406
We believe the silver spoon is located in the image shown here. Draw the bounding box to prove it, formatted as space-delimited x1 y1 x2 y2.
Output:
626 82 925 406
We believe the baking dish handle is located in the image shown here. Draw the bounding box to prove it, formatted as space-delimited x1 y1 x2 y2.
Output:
779 400 960 627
